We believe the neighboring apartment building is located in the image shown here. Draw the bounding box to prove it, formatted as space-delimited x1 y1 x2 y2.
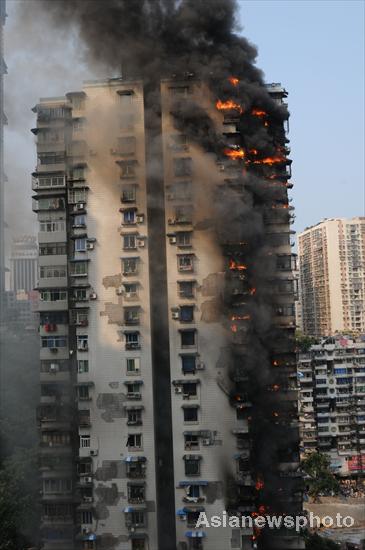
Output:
0 0 6 313
33 78 301 550
298 337 365 475
298 217 365 337
9 235 38 292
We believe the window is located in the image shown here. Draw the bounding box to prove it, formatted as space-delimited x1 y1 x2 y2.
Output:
125 382 142 397
120 113 135 130
117 90 134 104
169 134 187 151
189 538 203 550
128 483 145 503
41 431 70 446
127 433 142 450
123 234 137 250
186 484 200 498
77 335 88 351
182 355 196 374
130 510 145 527
73 288 88 301
183 406 198 423
184 456 201 476
178 281 195 298
80 435 90 448
43 479 72 494
175 205 193 223
118 136 136 155
168 180 192 201
180 306 194 322
79 410 91 427
75 238 87 252
174 157 192 177
37 175 65 188
177 232 192 247
77 460 92 476
41 336 67 348
124 283 138 299
80 510 93 524
127 409 142 426
78 360 89 373
132 538 146 550
123 209 136 225
178 255 194 272
40 312 68 326
38 153 65 165
68 188 87 204
185 434 199 450
125 332 140 350
120 160 137 178
39 220 66 232
126 357 140 374
121 185 136 203
169 85 191 96
122 257 139 275
182 382 198 397
40 289 67 302
181 330 196 347
39 243 66 256
70 261 88 276
78 385 91 401
124 307 140 325
39 265 67 279
73 214 86 228
71 166 85 180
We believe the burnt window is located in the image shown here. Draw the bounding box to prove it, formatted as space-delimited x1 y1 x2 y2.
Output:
181 330 196 347
184 456 201 476
183 406 198 423
174 157 192 177
182 382 198 397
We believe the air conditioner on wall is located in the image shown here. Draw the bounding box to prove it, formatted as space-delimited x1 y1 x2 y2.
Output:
89 449 98 456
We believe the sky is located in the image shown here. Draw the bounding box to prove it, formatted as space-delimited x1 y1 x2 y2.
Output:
3 0 364 259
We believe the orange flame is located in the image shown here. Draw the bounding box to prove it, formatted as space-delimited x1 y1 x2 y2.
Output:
224 147 245 160
255 478 264 491
228 76 239 87
272 384 280 392
264 121 269 127
231 314 251 321
249 287 256 295
272 203 289 209
231 324 238 333
251 108 267 118
272 360 279 366
216 99 243 114
273 411 279 417
229 259 247 271
249 148 259 155
252 156 285 165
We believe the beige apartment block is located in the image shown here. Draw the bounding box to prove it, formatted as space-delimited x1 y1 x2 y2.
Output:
298 218 365 337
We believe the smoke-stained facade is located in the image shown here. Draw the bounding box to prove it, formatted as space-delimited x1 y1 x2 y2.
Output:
30 1 303 549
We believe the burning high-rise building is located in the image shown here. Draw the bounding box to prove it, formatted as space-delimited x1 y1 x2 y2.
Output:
29 1 303 549
33 76 302 550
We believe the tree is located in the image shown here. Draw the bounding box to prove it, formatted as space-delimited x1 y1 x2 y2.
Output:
296 330 316 352
302 452 340 500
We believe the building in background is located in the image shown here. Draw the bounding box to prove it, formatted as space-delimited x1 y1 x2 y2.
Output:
298 217 365 337
0 0 6 315
298 336 365 476
32 78 301 550
9 235 38 292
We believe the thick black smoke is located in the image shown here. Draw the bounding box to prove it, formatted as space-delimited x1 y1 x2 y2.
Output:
26 1 301 547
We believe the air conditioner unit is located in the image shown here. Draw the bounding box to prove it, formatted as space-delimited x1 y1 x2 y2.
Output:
83 496 93 503
49 363 59 373
82 528 90 535
175 386 182 394
50 347 58 353
84 476 93 483
125 292 135 299
202 438 211 446
89 449 98 456
169 236 177 244
87 242 94 250
77 203 85 210
196 361 205 370
116 287 124 296
89 292 97 300
168 218 176 225
172 311 179 320
137 239 145 248
136 214 144 223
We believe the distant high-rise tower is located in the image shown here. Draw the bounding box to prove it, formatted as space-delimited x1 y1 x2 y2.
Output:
9 235 38 292
0 0 6 312
298 217 365 337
